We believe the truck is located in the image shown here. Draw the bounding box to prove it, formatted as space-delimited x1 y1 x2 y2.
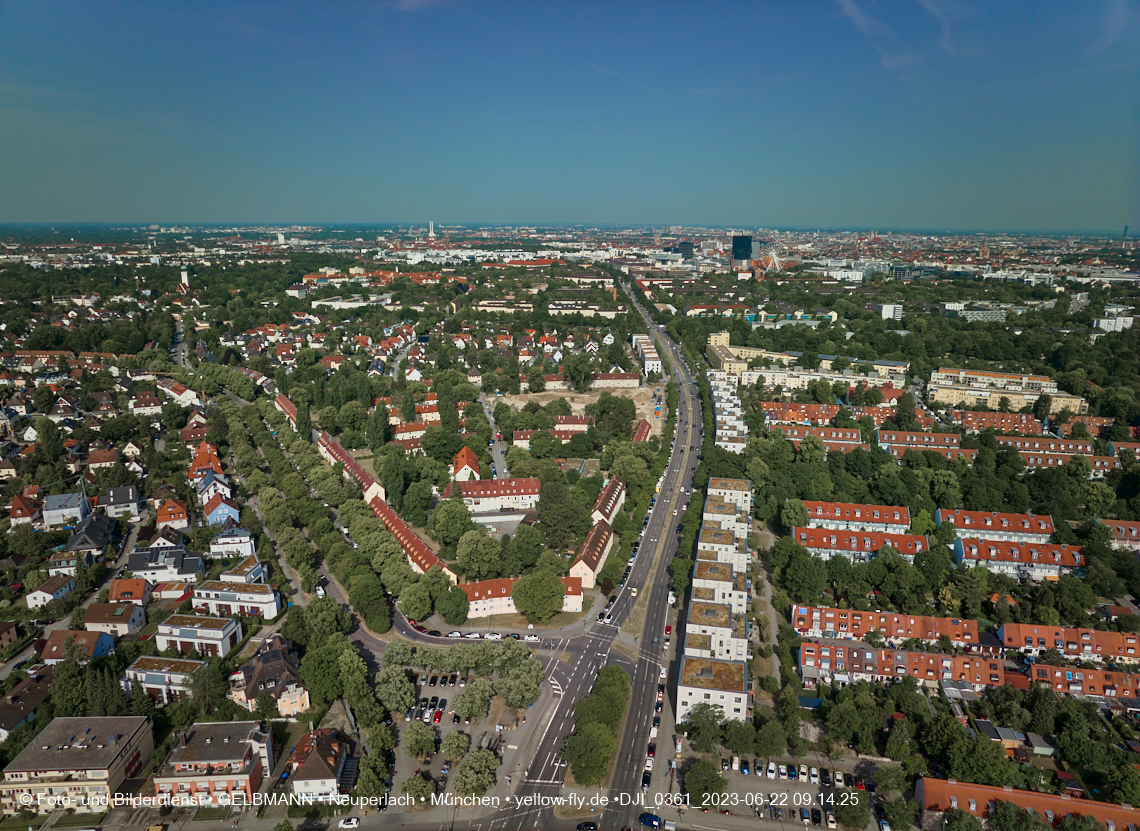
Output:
667 591 676 605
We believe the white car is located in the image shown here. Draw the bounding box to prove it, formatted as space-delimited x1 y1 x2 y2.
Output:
524 634 540 642
447 631 462 638
338 820 360 829
464 632 482 640
644 758 653 771
767 762 777 779
778 764 788 780
484 632 502 640
810 767 820 785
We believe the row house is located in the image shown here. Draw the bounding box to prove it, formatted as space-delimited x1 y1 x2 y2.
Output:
1100 519 1140 554
885 446 977 461
774 425 864 447
195 471 231 506
791 526 929 564
122 656 205 703
1058 415 1114 437
1027 663 1140 698
156 378 200 407
685 601 749 661
552 414 592 433
569 520 615 590
461 576 583 619
876 431 961 450
948 410 1043 434
440 477 542 513
790 605 979 649
791 438 873 455
703 495 750 538
760 401 840 426
156 615 242 658
929 367 1057 393
193 581 280 619
1111 440 1140 457
803 500 911 533
696 527 748 574
512 429 577 448
367 494 457 583
153 722 273 808
933 509 1054 543
797 642 1004 691
591 477 626 526
273 393 298 431
1019 452 1121 478
952 538 1086 581
996 435 1096 455
998 622 1139 664
691 560 748 615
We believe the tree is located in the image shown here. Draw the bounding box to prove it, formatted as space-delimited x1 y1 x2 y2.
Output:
781 498 809 531
403 720 437 760
683 758 727 810
434 500 474 548
874 763 907 797
684 703 724 753
942 809 985 831
754 719 787 758
401 774 434 804
895 392 918 430
256 694 278 722
884 796 918 830
190 663 228 714
1033 395 1053 422
834 789 871 830
456 530 502 581
435 584 470 626
374 663 416 714
1106 765 1140 806
511 571 566 622
722 720 756 755
562 721 616 787
885 725 911 762
274 821 294 831
294 402 311 438
398 582 433 622
452 747 499 797
440 731 470 762
453 678 493 722
37 417 64 461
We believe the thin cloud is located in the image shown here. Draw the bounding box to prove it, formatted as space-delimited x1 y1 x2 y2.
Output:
917 0 977 57
835 0 920 72
1089 0 1135 53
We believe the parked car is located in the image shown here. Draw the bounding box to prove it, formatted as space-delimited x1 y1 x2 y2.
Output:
524 634 540 642
447 631 462 638
721 759 730 771
741 760 750 775
484 633 502 641
810 767 819 785
767 762 777 779
338 818 360 829
778 764 788 780
464 632 482 640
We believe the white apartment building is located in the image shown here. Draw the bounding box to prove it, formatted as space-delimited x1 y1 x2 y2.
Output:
707 478 752 515
676 656 749 723
685 601 750 661
193 581 280 619
156 615 243 658
696 528 748 573
440 478 541 513
122 656 205 704
690 560 748 614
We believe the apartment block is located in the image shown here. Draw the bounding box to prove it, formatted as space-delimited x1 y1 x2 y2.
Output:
933 509 1054 543
691 561 748 614
791 527 929 564
684 601 749 661
676 656 750 722
155 615 242 658
952 538 1086 581
153 722 273 807
803 501 911 533
193 581 280 619
122 656 205 704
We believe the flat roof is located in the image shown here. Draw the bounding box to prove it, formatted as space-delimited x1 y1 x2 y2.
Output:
688 601 731 629
699 528 736 547
127 656 206 675
4 716 149 772
164 722 265 766
197 580 273 595
708 477 751 492
162 614 233 631
693 561 733 582
679 656 747 693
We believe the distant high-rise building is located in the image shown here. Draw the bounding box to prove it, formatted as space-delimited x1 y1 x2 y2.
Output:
428 221 436 239
178 269 189 294
731 235 752 262
678 241 695 260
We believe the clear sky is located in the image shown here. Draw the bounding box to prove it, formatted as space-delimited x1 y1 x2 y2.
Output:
1 0 1138 231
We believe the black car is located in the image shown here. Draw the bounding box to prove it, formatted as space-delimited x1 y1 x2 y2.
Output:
655 700 663 713
812 809 822 826
641 771 652 790
427 630 441 637
598 612 606 622
453 713 461 724
721 759 729 771
821 768 832 787
652 716 660 728
429 676 438 687
576 824 598 831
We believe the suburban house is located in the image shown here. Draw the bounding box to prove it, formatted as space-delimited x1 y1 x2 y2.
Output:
52 513 117 574
41 630 115 664
84 602 147 637
210 527 256 560
122 656 204 704
228 636 310 716
155 615 242 657
288 729 348 803
0 716 153 815
203 494 241 526
26 574 76 609
109 578 153 606
101 486 140 518
126 546 203 584
452 446 480 482
41 492 88 527
156 498 190 530
193 581 280 619
0 666 52 741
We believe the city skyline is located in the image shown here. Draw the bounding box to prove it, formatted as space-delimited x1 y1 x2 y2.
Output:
0 0 1137 231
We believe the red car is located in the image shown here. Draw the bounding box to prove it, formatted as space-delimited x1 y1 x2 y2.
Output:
665 625 672 636
433 710 443 723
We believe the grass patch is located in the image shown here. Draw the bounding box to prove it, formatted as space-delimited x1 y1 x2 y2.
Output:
192 807 229 821
486 694 507 730
610 640 638 663
558 651 572 662
0 816 46 829
54 813 108 827
273 720 312 760
287 804 350 819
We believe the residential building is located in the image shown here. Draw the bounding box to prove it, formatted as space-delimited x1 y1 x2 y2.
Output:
696 527 748 573
0 666 52 741
461 576 583 619
84 602 146 637
791 527 930 564
53 513 116 574
153 722 273 807
203 494 241 526
952 538 1086 581
690 561 748 614
126 546 203 584
452 446 480 482
676 656 749 722
684 601 749 661
122 656 204 704
155 615 242 658
702 496 750 538
591 477 626 526
707 478 752 514
193 581 280 619
41 630 115 664
288 729 348 803
0 716 153 814
1100 519 1140 554
790 606 979 649
210 527 256 560
933 509 1054 543
569 520 615 590
220 555 267 584
108 578 153 606
997 622 1139 664
41 492 87 527
439 478 541 513
916 777 1140 831
228 636 310 716
803 501 911 533
25 574 75 609
996 435 1096 455
796 643 1004 691
156 498 190 531
101 486 140 518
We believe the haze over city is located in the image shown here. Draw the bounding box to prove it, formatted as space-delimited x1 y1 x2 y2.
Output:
1 0 1138 231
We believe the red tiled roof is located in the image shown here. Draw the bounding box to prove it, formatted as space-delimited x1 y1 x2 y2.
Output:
803 501 911 528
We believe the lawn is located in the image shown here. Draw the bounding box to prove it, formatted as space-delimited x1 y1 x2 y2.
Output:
0 815 46 829
54 813 108 828
192 806 230 821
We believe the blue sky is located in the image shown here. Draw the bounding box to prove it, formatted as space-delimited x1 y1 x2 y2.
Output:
0 0 1137 231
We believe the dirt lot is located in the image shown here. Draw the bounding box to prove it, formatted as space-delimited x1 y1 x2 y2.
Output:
495 385 667 438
